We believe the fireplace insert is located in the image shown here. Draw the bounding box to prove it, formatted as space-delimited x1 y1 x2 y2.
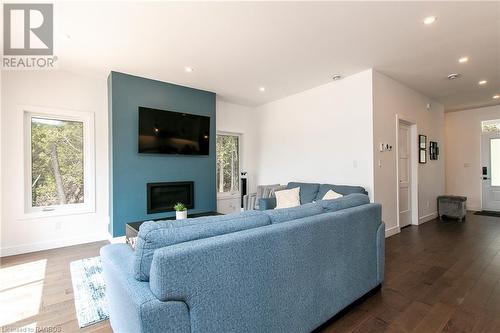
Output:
147 181 194 214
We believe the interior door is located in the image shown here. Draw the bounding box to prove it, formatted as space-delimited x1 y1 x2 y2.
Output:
481 132 500 211
398 123 412 227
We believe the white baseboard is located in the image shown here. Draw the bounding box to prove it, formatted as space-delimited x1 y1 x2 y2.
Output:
385 226 400 238
109 236 126 244
0 233 110 257
418 211 438 224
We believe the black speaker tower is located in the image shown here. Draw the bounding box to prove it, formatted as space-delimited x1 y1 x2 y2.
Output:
241 172 247 208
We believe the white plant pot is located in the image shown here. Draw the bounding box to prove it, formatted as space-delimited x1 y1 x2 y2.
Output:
176 210 187 220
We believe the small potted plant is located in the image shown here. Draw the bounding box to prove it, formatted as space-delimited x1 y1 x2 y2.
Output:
174 202 188 220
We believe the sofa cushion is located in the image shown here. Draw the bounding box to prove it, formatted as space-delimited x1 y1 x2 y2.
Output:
319 193 370 213
275 187 301 209
259 197 277 210
287 182 320 204
322 189 343 200
264 202 324 224
133 211 270 281
315 184 368 201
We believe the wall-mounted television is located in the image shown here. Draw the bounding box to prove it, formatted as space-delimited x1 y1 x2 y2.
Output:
138 107 210 155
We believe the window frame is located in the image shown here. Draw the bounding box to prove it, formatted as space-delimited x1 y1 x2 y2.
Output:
216 132 242 199
23 106 95 218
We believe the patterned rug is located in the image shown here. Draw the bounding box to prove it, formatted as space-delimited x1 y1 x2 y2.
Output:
70 256 109 328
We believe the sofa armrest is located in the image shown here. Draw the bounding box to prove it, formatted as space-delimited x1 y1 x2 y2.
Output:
100 244 190 333
258 197 276 210
376 222 385 283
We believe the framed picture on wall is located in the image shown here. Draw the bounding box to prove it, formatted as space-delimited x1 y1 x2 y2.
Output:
419 149 427 163
429 141 439 160
419 135 427 163
419 135 427 149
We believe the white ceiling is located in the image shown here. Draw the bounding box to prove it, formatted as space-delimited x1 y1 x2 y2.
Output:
54 1 500 111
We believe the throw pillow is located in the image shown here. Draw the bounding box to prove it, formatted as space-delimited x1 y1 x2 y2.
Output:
323 189 343 200
274 187 300 209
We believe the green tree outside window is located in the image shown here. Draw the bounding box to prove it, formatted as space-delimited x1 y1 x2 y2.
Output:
31 117 84 207
216 135 239 193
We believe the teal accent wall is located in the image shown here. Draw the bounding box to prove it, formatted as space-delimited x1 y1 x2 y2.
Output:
108 71 216 236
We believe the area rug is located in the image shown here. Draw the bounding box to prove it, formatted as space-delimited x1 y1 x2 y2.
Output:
70 256 109 328
474 210 500 217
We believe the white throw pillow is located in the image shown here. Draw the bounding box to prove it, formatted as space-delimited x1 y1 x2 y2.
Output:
322 189 343 200
274 187 301 209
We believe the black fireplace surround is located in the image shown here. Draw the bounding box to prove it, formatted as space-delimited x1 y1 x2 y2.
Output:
147 181 194 214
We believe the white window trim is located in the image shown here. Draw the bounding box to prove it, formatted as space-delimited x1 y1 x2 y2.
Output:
216 131 242 199
22 105 95 218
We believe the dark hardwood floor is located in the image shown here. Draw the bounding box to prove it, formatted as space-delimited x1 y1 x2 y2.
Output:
318 212 500 332
2 212 500 332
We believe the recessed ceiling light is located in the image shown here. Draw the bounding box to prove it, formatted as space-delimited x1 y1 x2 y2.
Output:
184 66 194 73
458 57 468 63
478 80 487 85
259 87 266 92
423 16 437 25
493 94 500 99
447 73 461 80
332 74 342 81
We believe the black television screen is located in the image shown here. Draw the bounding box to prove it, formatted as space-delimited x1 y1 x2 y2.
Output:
138 107 210 155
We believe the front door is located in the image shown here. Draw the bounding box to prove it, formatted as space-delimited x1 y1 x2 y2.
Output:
481 129 500 212
398 122 412 227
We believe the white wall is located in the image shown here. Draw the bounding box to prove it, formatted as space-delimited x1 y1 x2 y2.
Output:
372 71 445 236
445 105 500 210
254 70 374 197
216 100 260 194
1 70 109 256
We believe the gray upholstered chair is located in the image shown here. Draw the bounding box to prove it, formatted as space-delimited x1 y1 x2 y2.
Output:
243 184 285 210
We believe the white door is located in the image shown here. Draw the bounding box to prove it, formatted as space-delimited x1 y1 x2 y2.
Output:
398 123 412 227
481 131 500 211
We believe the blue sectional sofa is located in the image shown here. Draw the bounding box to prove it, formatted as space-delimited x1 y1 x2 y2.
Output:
259 182 369 210
100 192 384 333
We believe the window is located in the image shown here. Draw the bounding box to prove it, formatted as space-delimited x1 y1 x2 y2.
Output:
482 119 500 133
491 138 500 187
216 134 240 195
24 107 95 215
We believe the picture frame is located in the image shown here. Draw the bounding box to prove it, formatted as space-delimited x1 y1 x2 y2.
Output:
419 135 427 163
429 141 439 160
419 135 427 149
419 149 427 163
